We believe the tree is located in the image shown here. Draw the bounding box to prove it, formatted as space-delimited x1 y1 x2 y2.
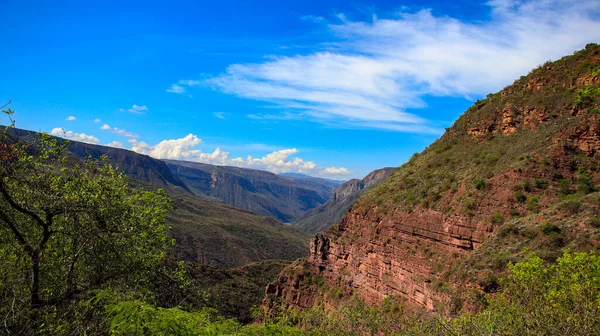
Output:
0 108 171 331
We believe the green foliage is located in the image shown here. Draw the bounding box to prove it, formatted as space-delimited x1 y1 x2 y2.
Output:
558 178 572 196
559 199 582 215
540 222 561 235
577 170 597 194
490 212 505 226
0 114 171 332
453 252 600 335
514 190 527 203
527 196 539 213
473 178 487 190
574 85 600 107
534 179 549 189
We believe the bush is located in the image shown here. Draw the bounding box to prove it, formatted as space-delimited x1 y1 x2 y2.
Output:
559 178 572 196
534 179 549 189
514 190 527 203
474 178 487 190
587 217 600 228
527 196 540 213
491 212 505 226
540 222 561 235
454 252 600 336
510 208 521 217
559 199 582 215
577 171 597 194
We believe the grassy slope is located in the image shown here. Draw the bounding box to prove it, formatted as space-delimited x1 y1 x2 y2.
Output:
167 190 310 268
269 44 600 316
359 44 600 220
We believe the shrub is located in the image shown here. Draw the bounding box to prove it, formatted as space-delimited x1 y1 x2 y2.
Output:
491 212 505 226
453 252 600 335
540 222 561 235
474 178 487 190
510 208 521 217
559 199 582 215
577 171 597 194
587 217 600 228
514 190 527 203
559 178 572 196
527 196 540 213
534 179 549 189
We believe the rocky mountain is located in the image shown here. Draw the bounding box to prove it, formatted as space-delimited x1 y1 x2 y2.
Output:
3 128 310 268
264 44 600 314
165 160 339 223
293 167 396 234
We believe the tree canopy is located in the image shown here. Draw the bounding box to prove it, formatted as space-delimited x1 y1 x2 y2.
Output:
0 108 171 332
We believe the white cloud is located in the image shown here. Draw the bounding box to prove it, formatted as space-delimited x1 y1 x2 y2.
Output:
122 104 148 114
178 79 201 86
100 124 138 138
323 166 351 176
166 84 185 94
166 80 202 94
213 112 227 119
106 141 124 148
94 118 101 123
50 128 100 145
199 0 600 133
129 134 350 178
66 116 76 121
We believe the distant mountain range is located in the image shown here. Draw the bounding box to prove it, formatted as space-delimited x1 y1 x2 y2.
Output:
292 167 396 234
278 172 346 185
4 128 311 267
165 160 340 223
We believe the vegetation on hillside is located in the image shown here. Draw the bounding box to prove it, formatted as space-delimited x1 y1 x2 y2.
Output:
360 43 600 219
2 44 600 335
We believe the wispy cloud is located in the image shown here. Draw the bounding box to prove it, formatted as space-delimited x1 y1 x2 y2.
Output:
94 118 101 123
50 128 100 144
66 116 76 121
301 15 325 23
213 111 228 119
129 134 351 178
194 0 600 133
120 104 148 114
100 124 138 138
166 79 202 94
166 84 185 94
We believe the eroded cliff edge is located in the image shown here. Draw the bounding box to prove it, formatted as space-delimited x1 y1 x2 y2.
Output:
264 44 600 314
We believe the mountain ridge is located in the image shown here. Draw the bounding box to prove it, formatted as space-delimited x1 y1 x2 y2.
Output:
264 43 600 314
165 159 339 223
293 167 396 234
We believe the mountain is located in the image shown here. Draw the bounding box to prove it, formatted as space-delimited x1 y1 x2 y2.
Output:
264 44 600 314
167 189 309 268
293 167 396 234
3 128 310 268
165 160 339 223
279 172 346 185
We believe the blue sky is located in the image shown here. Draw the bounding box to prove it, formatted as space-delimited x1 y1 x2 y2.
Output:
2 0 600 179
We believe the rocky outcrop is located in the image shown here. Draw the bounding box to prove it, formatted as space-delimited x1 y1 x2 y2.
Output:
264 44 600 315
293 168 396 234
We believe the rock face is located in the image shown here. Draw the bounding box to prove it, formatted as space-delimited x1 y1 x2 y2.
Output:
166 160 339 223
293 168 396 234
264 44 600 314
